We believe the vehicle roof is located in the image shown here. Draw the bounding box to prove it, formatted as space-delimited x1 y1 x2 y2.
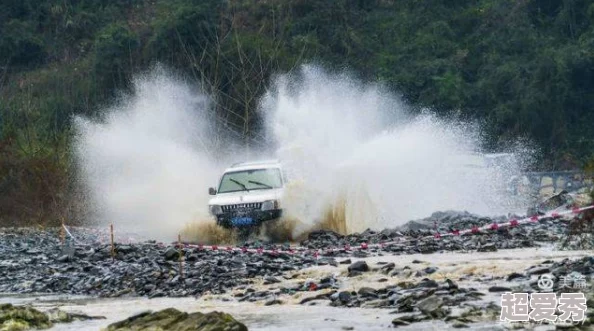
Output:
224 160 282 173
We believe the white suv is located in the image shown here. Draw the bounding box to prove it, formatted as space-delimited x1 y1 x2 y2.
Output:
208 160 285 229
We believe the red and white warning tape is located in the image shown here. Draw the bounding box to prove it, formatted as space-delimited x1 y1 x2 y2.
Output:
62 205 594 258
174 204 594 257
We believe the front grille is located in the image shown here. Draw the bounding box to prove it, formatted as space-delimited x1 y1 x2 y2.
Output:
221 203 262 212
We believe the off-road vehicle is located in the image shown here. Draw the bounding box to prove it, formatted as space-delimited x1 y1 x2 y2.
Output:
208 160 285 239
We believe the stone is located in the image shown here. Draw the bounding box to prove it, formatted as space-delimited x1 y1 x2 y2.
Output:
117 245 134 254
452 321 469 328
361 299 389 308
398 314 428 323
299 290 336 305
265 299 283 306
488 286 512 292
57 255 70 263
348 261 369 274
263 276 281 285
380 262 395 271
477 243 497 252
105 308 247 331
357 287 378 298
46 308 105 323
445 279 458 290
526 266 551 275
416 295 447 318
0 304 53 330
506 272 524 281
338 291 352 303
391 319 410 327
164 247 180 261
416 279 439 288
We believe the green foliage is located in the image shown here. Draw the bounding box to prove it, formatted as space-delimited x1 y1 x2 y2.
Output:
94 23 140 90
0 19 45 66
147 0 221 63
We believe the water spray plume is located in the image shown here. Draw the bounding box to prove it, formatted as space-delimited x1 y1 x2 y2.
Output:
74 67 230 241
74 64 531 242
262 65 531 236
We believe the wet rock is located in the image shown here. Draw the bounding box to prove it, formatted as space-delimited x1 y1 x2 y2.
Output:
0 304 53 330
263 276 281 285
57 255 71 263
506 272 524 281
105 308 247 331
526 266 550 275
300 291 336 305
477 243 497 252
445 279 459 291
451 321 469 328
163 247 179 261
265 299 283 306
348 261 369 274
338 291 352 303
361 299 389 308
488 286 512 292
357 287 378 298
46 308 105 323
380 262 395 273
391 318 410 327
117 245 134 254
552 266 568 277
416 295 446 317
416 279 439 288
393 313 428 325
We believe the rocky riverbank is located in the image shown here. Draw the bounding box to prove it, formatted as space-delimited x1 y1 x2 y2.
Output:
1 209 593 330
2 248 592 330
0 211 586 298
300 210 572 254
0 227 317 298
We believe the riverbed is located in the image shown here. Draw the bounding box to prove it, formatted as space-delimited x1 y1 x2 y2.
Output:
3 245 590 330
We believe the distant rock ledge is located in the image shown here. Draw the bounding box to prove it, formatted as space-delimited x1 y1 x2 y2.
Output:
103 308 248 331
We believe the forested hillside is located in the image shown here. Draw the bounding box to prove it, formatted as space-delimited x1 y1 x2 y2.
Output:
1 0 594 224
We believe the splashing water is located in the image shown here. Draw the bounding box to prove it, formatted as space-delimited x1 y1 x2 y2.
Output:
262 65 531 236
74 67 231 241
74 65 531 242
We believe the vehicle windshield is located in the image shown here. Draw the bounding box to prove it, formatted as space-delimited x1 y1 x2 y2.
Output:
218 168 282 193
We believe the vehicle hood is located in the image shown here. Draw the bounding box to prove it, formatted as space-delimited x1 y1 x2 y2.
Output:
208 188 284 206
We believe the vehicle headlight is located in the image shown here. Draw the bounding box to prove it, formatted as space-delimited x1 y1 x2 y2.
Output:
209 205 222 215
261 200 279 211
